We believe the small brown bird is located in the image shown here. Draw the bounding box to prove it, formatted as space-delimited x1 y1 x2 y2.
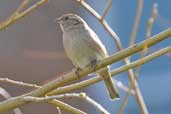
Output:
57 14 120 100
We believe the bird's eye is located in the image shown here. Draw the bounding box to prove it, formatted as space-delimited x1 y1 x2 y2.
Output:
64 16 69 20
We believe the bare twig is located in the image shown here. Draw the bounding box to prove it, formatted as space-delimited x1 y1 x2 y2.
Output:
146 4 158 39
13 0 30 14
0 77 133 95
48 100 87 114
48 46 171 96
129 0 144 45
0 0 48 31
136 3 158 78
101 0 112 20
0 87 23 114
79 93 110 114
24 93 110 114
116 81 135 95
48 78 135 96
7 0 30 22
56 107 62 114
0 78 40 88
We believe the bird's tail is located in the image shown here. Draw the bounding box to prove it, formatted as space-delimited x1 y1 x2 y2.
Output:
98 67 120 100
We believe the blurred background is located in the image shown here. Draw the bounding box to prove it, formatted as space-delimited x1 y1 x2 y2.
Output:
0 0 171 114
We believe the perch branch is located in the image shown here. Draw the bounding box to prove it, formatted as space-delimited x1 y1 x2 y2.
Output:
0 78 132 95
48 46 171 96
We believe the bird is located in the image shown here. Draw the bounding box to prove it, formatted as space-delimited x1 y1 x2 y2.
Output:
56 14 120 100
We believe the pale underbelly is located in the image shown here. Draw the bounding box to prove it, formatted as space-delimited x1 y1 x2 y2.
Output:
64 37 102 69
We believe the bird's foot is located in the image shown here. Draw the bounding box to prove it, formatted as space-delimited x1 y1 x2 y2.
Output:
87 59 99 72
73 67 82 79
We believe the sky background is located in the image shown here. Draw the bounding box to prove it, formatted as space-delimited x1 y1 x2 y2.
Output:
0 0 171 114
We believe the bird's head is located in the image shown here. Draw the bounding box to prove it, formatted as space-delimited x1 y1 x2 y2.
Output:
56 14 86 31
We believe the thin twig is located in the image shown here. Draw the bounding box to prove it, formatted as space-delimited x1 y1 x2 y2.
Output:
100 0 112 20
0 87 23 114
129 0 144 45
116 81 135 95
7 0 30 21
56 107 62 114
0 78 40 88
79 93 110 114
0 77 133 95
146 4 158 39
24 93 110 114
48 79 135 96
0 0 48 31
48 100 87 114
13 0 31 14
136 3 158 78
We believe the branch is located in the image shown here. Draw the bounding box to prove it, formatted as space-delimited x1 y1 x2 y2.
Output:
0 77 134 95
101 0 112 20
48 46 171 96
0 28 170 113
0 0 48 31
24 93 110 114
48 78 134 97
129 0 144 45
0 86 86 114
48 100 86 114
56 107 62 114
0 78 40 88
0 87 23 114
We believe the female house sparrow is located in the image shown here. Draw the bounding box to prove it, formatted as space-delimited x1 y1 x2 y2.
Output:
57 14 119 99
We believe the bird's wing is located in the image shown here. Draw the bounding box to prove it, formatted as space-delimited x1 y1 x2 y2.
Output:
82 28 108 57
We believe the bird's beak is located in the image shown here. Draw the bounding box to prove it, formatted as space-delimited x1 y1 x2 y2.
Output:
54 17 62 24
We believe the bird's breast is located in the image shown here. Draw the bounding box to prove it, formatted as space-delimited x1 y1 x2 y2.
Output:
63 31 101 68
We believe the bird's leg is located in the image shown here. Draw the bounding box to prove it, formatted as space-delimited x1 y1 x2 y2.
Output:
88 59 99 72
72 67 82 79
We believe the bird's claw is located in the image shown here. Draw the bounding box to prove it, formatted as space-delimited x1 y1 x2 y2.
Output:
73 67 82 79
88 59 99 72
